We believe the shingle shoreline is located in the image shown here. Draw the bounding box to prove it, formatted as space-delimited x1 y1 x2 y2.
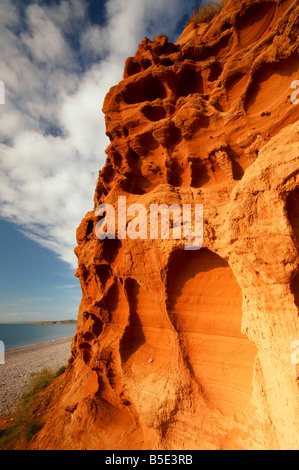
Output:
0 337 72 417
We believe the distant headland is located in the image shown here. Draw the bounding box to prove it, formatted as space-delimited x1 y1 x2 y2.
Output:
25 320 77 324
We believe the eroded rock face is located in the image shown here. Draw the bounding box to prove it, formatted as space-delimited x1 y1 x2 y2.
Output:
31 0 299 450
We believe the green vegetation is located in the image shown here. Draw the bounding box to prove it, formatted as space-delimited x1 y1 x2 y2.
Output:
26 420 43 444
0 366 66 449
188 0 225 25
54 366 66 377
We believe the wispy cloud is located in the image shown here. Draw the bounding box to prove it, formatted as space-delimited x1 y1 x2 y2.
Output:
53 284 80 289
0 292 81 322
0 0 196 268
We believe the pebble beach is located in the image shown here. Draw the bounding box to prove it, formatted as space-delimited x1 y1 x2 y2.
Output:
0 337 72 418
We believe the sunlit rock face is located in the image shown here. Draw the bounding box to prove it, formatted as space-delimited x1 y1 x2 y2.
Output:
31 0 299 450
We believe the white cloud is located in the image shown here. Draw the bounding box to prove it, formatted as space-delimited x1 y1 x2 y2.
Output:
0 0 195 269
22 5 70 63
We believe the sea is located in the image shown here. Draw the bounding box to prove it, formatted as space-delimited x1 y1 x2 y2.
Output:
0 323 77 350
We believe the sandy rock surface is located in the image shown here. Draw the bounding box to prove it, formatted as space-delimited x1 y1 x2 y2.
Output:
28 0 299 450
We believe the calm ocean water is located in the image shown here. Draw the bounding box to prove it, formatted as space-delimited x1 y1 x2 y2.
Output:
0 324 77 350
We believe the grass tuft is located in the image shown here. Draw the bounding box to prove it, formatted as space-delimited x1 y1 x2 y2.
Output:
54 366 66 378
0 366 66 449
26 420 43 444
188 0 225 25
21 369 55 405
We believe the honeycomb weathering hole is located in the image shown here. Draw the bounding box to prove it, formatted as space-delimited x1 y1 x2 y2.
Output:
95 264 111 288
167 248 257 417
208 62 223 82
122 76 166 104
102 238 122 264
174 68 203 97
141 104 166 121
125 59 141 77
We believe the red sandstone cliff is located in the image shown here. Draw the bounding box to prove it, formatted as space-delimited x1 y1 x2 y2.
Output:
30 0 298 450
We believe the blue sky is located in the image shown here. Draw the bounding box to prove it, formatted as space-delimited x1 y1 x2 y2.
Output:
0 219 81 322
0 0 198 323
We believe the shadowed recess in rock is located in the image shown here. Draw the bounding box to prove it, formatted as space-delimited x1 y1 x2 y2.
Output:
123 76 167 104
167 248 257 416
290 273 299 311
287 187 299 246
106 280 130 326
120 278 176 373
236 1 277 48
287 187 299 310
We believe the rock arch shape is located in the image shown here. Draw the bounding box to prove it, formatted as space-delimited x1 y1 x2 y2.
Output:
167 248 258 416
